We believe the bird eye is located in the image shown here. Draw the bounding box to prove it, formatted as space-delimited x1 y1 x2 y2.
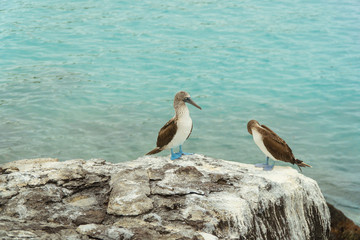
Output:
184 97 190 101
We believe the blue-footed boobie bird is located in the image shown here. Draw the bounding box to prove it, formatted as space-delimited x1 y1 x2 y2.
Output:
146 91 201 160
247 120 311 171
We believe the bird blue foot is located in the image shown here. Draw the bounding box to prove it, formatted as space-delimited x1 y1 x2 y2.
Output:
170 149 182 160
255 157 275 171
255 163 268 168
170 146 193 160
181 152 193 155
178 145 193 156
263 164 275 171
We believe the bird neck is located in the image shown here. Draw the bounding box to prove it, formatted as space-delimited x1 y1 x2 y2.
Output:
175 104 190 118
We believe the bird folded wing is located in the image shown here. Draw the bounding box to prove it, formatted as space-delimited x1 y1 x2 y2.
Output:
262 136 295 164
186 124 193 140
156 118 177 148
261 125 287 145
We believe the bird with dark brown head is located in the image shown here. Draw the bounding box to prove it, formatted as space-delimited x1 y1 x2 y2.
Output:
247 119 311 171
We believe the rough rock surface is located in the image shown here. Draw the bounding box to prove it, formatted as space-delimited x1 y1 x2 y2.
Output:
328 203 360 240
0 154 331 240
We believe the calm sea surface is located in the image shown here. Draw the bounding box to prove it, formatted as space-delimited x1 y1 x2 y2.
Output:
1 0 359 224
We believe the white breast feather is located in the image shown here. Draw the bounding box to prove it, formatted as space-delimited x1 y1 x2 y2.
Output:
166 107 192 149
252 129 277 161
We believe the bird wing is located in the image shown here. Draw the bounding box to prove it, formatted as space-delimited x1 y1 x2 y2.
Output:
186 123 193 140
262 136 295 164
156 118 177 149
261 125 287 145
261 125 295 164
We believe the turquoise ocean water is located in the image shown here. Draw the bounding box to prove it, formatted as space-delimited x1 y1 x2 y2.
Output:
1 0 359 224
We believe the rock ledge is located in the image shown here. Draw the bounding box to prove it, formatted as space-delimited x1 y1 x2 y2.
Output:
0 154 330 240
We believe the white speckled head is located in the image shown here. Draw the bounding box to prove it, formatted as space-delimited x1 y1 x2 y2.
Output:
174 91 201 110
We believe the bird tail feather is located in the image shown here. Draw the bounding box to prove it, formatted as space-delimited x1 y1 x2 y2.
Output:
295 159 312 172
146 147 162 155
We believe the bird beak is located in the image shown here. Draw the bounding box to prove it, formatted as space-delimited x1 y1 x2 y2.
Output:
185 98 202 110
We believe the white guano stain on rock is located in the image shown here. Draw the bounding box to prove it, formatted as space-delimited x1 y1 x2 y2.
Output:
199 232 219 240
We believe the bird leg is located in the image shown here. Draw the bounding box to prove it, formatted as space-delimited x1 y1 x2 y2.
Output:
263 162 275 171
255 156 275 171
255 156 269 168
170 148 182 160
178 145 193 156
